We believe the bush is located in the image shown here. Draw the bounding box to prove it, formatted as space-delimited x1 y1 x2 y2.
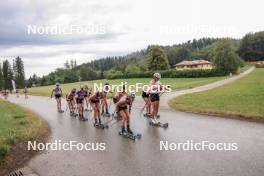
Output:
0 145 9 161
255 64 264 68
105 69 226 79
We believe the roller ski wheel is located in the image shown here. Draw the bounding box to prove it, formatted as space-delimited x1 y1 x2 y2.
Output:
102 113 111 117
149 121 168 128
79 117 88 121
94 123 108 129
143 113 151 117
58 110 64 113
119 131 142 140
70 112 78 117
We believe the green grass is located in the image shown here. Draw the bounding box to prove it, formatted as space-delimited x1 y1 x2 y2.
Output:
0 100 48 162
169 68 264 120
27 77 225 97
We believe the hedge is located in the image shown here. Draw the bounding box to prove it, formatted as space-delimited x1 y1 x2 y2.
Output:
105 69 227 79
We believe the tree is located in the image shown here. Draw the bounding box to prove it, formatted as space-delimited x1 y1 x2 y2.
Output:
238 31 264 61
0 63 3 89
13 56 25 88
64 60 70 69
70 60 74 69
74 60 77 68
212 39 244 74
2 60 13 90
79 67 98 81
125 64 141 74
146 45 169 70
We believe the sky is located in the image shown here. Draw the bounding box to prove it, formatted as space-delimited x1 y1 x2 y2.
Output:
0 0 263 78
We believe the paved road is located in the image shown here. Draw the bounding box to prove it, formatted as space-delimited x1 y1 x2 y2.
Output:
5 67 264 176
7 90 264 176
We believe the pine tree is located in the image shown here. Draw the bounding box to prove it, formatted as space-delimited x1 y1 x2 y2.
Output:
0 63 3 89
14 56 25 88
2 60 13 90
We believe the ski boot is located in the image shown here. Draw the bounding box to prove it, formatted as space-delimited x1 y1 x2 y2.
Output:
79 114 88 121
126 125 133 135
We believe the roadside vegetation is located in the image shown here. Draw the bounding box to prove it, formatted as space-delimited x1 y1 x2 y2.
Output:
169 68 264 121
0 99 49 174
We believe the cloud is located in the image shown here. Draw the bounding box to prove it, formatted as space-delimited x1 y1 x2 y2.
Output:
0 0 263 78
0 0 133 46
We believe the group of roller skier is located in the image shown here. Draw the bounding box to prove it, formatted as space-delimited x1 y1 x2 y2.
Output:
1 87 28 99
49 72 166 136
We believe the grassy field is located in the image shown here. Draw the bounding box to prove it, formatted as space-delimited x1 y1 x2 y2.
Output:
169 68 264 120
27 77 225 97
0 99 48 170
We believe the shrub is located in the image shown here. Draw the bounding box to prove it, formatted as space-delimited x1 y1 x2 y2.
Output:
255 64 264 68
105 69 226 79
0 145 9 161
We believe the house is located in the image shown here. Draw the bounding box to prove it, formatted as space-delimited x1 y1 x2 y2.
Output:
175 59 213 70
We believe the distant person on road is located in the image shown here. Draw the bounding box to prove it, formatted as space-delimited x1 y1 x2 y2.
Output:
101 82 111 116
76 85 87 120
115 91 136 134
83 84 91 111
51 83 64 113
89 90 103 125
23 87 28 99
4 90 8 99
148 73 162 124
16 89 19 98
66 88 77 116
142 90 150 116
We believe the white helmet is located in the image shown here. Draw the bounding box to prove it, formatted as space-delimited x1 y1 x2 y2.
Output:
55 82 60 86
153 73 161 79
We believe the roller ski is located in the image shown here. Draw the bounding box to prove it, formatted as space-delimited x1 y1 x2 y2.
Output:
119 127 141 141
102 112 111 117
94 119 108 129
58 110 64 113
78 115 88 121
70 111 78 117
148 118 168 128
94 122 109 129
143 113 160 118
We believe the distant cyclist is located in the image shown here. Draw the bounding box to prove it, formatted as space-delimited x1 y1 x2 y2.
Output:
51 83 64 113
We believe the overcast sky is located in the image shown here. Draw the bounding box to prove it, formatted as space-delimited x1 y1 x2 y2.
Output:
0 0 263 78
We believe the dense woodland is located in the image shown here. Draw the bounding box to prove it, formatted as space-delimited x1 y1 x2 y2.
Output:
0 31 263 89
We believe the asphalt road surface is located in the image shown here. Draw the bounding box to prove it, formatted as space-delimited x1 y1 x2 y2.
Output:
7 93 264 176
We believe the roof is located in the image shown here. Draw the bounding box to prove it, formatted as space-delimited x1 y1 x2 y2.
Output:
175 59 211 66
